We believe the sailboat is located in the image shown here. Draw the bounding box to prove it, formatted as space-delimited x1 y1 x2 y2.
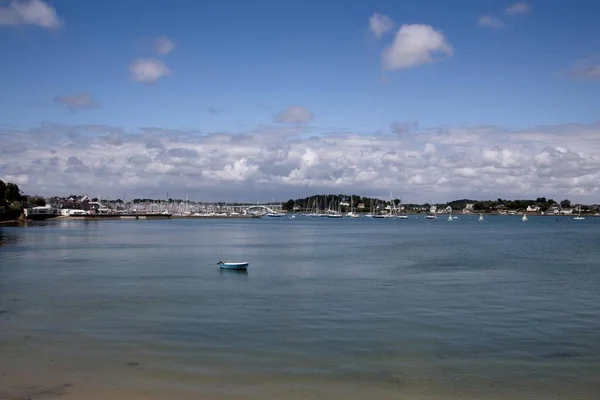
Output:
478 213 484 222
522 212 528 222
447 213 453 222
326 196 343 218
426 203 437 219
345 196 360 218
573 206 585 220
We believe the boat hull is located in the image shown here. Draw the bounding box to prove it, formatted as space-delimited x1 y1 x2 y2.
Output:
218 262 249 270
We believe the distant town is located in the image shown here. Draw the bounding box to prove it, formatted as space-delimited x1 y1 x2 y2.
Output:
2 178 599 222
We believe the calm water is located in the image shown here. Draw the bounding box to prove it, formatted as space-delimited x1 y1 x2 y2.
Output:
1 216 599 399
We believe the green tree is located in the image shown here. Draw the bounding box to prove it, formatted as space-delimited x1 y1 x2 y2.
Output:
560 199 571 208
31 197 46 206
5 182 23 202
0 180 5 202
283 199 295 210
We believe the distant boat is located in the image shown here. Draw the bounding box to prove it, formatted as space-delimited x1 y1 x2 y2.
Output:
289 215 296 219
478 213 484 222
447 214 453 222
345 196 360 218
267 212 285 217
426 214 437 220
396 215 409 219
217 260 249 270
574 206 585 220
522 213 528 222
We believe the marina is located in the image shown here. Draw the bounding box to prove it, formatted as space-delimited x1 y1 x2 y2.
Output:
17 193 600 223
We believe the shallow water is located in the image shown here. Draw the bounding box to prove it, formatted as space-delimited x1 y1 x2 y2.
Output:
1 216 599 399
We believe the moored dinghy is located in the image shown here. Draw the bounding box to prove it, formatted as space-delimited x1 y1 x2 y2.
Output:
217 260 249 270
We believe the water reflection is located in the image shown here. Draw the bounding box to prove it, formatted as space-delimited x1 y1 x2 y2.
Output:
218 269 249 277
0 229 24 248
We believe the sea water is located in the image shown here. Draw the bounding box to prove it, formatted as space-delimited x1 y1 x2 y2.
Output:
1 216 599 399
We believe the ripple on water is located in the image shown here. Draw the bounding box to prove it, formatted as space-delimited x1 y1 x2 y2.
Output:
1 217 600 399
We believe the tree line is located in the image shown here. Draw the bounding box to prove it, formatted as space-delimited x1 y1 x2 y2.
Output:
283 194 587 212
0 180 46 221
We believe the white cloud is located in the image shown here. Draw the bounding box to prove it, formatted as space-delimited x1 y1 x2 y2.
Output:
130 58 170 83
571 56 600 80
382 24 453 70
54 92 99 111
154 36 175 55
0 0 60 28
369 13 394 38
3 122 600 203
273 106 314 124
478 16 505 29
504 2 530 16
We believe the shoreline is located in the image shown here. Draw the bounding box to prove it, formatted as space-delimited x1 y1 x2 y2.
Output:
3 212 598 224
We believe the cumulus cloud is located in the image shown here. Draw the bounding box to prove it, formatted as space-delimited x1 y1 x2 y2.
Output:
54 92 99 111
130 58 170 83
2 122 600 202
571 56 600 80
273 106 314 124
154 36 175 55
369 13 394 38
382 24 453 70
0 0 60 28
504 2 530 16
478 16 505 29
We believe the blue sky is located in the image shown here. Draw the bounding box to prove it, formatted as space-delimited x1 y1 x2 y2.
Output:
1 0 600 202
2 0 598 131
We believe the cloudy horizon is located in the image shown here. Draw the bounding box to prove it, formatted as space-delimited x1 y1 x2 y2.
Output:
1 0 599 203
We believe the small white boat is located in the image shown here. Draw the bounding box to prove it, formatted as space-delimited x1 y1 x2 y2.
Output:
396 215 409 219
289 215 296 219
574 206 585 220
478 213 484 222
426 214 437 220
217 260 249 270
522 213 528 222
447 214 453 222
267 213 285 217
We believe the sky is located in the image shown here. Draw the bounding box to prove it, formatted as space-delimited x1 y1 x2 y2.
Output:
1 0 599 203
